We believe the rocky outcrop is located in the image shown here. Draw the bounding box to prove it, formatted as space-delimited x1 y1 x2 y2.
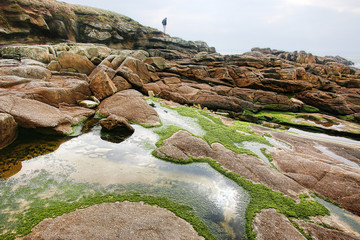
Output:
251 125 360 215
0 55 94 135
0 95 94 134
20 202 204 240
0 0 215 56
97 89 160 127
251 48 355 66
0 113 17 149
154 130 305 199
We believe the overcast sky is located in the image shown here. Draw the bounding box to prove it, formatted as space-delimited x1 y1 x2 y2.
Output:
60 0 360 57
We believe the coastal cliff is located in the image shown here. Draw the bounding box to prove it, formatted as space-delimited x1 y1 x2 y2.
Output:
0 0 215 56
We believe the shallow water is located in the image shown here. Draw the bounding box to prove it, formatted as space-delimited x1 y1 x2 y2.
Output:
1 100 360 239
288 128 360 146
0 104 249 239
314 144 359 169
236 142 274 166
315 197 360 236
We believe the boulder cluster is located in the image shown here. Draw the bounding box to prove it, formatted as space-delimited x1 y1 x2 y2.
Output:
1 42 359 143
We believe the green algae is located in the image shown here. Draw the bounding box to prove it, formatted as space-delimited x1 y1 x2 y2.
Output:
167 105 271 156
0 171 215 240
152 152 329 240
150 101 329 240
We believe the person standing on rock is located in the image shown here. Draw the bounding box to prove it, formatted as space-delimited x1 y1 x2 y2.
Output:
162 17 167 34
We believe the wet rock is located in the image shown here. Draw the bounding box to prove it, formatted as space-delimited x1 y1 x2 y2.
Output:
0 113 18 149
56 105 95 134
154 130 305 198
89 70 117 100
57 52 95 75
253 209 306 240
19 202 204 240
256 128 360 215
98 89 160 127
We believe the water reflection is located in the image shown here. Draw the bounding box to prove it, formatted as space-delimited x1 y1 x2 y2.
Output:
0 128 70 179
1 110 249 239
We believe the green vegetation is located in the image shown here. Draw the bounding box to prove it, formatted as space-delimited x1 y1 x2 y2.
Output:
153 153 329 240
170 105 271 156
260 147 279 171
0 172 215 240
150 102 329 240
0 193 215 240
264 133 272 138
302 104 320 113
154 125 183 148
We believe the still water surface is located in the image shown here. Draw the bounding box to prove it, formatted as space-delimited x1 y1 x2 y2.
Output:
0 103 249 239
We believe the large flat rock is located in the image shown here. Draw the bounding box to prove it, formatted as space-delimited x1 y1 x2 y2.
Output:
19 202 203 240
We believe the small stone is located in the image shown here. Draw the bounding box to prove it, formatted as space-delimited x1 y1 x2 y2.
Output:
79 100 99 109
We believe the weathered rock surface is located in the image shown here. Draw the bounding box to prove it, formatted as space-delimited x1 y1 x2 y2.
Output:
19 202 203 240
293 218 360 240
99 114 134 133
0 113 17 149
251 125 360 215
89 69 117 100
154 130 305 199
57 51 95 75
253 209 306 240
0 0 215 56
0 95 69 129
98 89 161 126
